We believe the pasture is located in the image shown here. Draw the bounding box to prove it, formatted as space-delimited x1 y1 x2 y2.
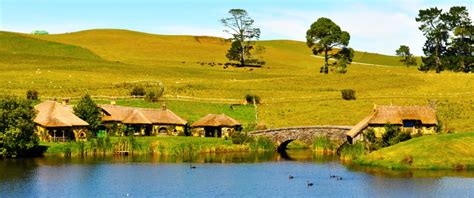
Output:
1 29 473 131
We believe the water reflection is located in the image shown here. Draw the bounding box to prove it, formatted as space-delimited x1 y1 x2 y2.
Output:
1 150 474 197
346 163 474 178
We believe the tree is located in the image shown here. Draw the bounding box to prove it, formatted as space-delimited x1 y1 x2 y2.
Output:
396 45 417 67
443 6 473 72
0 96 38 158
333 47 354 73
221 9 262 66
416 6 473 73
74 94 101 134
306 17 350 74
416 7 449 73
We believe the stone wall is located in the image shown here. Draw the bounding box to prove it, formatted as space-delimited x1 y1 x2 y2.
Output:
248 126 352 148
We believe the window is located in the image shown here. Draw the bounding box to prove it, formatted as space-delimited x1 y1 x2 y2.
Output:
403 120 420 128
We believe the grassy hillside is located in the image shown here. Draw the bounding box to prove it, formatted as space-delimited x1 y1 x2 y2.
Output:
357 132 474 170
1 29 473 131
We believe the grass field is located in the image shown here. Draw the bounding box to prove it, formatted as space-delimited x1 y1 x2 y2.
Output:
357 132 474 170
1 29 473 131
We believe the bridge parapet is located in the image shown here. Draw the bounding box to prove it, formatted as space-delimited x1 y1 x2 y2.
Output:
248 126 352 150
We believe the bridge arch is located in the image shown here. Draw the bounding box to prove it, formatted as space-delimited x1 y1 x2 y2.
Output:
248 126 351 151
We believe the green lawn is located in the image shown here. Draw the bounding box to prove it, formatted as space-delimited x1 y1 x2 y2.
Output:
357 132 474 170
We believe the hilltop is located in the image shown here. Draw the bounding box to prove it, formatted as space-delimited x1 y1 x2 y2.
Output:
0 29 473 131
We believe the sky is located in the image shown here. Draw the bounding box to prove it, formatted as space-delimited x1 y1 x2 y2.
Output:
0 0 472 55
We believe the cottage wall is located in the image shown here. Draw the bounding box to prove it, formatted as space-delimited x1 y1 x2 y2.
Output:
191 127 205 137
152 124 185 136
36 126 50 142
221 127 235 138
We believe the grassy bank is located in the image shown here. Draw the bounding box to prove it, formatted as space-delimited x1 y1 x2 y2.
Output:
41 136 275 157
356 132 474 170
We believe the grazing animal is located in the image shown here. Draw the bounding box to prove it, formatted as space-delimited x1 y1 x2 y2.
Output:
190 164 197 169
289 175 294 179
307 181 313 187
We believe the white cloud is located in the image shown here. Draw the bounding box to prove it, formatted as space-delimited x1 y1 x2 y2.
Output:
251 5 427 55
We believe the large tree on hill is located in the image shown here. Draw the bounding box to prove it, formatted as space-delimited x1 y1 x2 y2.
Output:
0 96 38 158
74 94 101 134
443 6 473 72
416 6 473 73
416 7 449 73
306 17 351 74
221 9 262 66
396 45 417 67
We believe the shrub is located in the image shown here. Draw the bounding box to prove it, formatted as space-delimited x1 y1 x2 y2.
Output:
341 89 356 100
245 94 261 104
231 131 250 145
0 96 38 158
130 86 146 96
364 124 412 151
73 94 102 134
26 89 39 100
145 90 160 102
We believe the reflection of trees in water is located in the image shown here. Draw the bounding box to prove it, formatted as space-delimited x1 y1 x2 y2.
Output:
346 163 474 178
0 159 39 182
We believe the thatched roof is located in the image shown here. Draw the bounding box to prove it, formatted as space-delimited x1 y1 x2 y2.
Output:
191 114 241 127
346 105 437 138
34 101 89 128
99 104 187 125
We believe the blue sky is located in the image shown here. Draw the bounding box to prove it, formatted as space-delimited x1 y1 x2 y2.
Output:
1 0 472 55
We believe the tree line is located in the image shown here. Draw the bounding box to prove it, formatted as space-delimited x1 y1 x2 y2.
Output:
223 7 472 74
398 6 473 73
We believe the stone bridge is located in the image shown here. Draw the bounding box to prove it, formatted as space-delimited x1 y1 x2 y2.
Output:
248 126 352 151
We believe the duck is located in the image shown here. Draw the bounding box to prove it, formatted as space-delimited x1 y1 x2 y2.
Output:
190 164 197 169
289 175 294 179
307 180 314 187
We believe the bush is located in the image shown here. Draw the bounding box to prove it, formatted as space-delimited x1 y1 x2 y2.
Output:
0 96 38 158
231 131 251 145
26 89 39 100
245 94 261 104
145 90 160 102
73 94 102 133
341 89 356 100
364 124 412 151
130 86 146 96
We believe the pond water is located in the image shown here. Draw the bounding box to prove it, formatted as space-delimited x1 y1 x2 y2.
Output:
1 150 473 197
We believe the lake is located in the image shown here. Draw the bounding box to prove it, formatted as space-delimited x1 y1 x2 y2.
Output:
1 150 473 197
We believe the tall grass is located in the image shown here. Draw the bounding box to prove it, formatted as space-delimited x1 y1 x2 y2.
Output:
41 136 273 157
313 136 337 154
339 143 366 161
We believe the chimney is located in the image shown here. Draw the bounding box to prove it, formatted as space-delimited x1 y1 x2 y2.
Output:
61 98 69 105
